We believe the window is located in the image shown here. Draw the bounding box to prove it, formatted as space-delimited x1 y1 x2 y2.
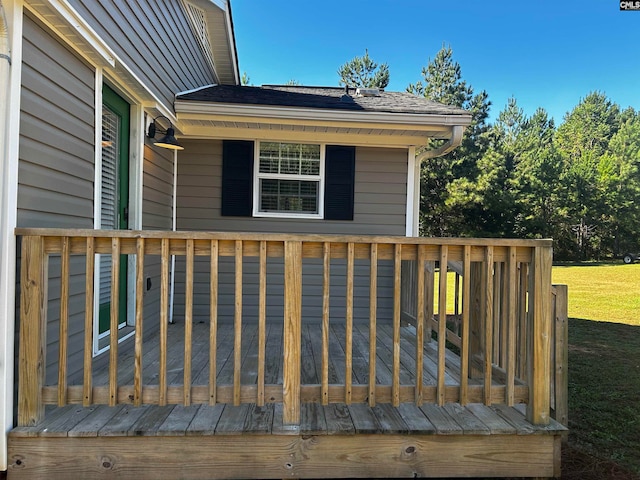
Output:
254 142 324 217
221 140 355 221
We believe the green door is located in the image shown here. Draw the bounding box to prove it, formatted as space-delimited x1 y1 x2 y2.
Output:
98 85 130 336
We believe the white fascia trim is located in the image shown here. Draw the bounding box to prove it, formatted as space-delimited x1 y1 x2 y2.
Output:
42 0 116 67
223 2 239 84
206 0 227 10
176 83 218 97
175 101 473 128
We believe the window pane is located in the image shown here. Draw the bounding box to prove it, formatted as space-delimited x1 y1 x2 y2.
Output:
259 179 318 214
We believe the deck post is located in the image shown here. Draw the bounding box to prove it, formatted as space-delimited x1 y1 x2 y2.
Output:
283 240 302 426
18 235 47 426
527 245 552 425
552 284 569 436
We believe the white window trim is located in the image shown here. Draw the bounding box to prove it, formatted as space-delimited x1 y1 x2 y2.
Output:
252 141 325 219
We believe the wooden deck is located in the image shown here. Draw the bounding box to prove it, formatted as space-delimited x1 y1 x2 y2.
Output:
11 229 566 479
8 322 565 479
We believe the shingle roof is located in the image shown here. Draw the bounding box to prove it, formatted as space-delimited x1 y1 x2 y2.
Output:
176 85 470 117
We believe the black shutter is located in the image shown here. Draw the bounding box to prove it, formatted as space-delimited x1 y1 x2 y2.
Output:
221 140 254 217
324 145 355 221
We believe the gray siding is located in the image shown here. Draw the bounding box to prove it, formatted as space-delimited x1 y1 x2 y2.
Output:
172 139 407 324
67 0 216 108
176 140 408 235
143 142 174 230
142 141 175 322
18 16 95 229
18 15 96 384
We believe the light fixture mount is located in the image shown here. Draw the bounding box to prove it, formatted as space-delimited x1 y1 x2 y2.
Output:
147 115 184 150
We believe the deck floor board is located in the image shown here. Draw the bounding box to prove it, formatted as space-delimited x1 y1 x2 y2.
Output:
16 322 567 439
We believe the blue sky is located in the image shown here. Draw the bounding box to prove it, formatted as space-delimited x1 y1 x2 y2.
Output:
231 0 640 125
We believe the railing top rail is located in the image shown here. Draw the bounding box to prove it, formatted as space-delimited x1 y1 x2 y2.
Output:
15 228 554 248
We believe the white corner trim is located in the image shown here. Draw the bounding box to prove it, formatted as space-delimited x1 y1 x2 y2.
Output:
0 0 23 471
405 146 418 237
94 68 104 229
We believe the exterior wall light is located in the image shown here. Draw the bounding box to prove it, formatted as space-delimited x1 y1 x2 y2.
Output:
147 115 184 150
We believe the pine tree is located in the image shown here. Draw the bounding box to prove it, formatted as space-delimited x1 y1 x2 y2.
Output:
337 49 390 88
407 45 491 236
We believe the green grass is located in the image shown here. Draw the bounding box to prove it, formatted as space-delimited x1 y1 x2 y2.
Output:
553 263 640 325
553 263 640 474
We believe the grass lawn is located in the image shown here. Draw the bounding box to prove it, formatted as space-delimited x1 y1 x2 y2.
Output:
553 263 640 325
553 263 640 476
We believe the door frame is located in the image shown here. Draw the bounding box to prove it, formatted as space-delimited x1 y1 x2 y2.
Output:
93 74 143 355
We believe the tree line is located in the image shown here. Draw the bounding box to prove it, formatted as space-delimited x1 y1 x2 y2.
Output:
338 48 640 260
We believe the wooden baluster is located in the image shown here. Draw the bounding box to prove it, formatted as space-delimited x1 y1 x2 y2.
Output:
257 240 267 406
58 237 70 406
209 240 219 405
283 241 302 426
368 243 378 407
159 238 170 406
518 263 529 379
415 245 425 405
233 240 243 406
392 244 401 407
454 272 461 317
459 245 471 405
184 239 194 406
437 245 448 406
493 262 502 366
500 262 509 369
554 284 569 431
483 246 494 406
109 237 120 406
83 237 95 406
133 238 144 406
506 247 517 406
425 261 435 342
321 242 330 405
19 235 47 426
345 242 354 404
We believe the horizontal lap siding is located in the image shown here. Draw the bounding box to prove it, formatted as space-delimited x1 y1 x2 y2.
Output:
173 140 407 324
142 143 174 332
176 140 408 235
67 0 216 106
18 15 95 384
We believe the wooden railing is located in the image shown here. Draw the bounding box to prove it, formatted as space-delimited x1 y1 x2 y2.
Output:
16 228 554 428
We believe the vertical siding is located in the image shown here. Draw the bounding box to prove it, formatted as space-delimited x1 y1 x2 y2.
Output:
67 0 217 108
18 15 96 384
172 139 407 324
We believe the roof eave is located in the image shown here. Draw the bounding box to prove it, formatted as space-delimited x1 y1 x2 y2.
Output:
174 100 473 128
